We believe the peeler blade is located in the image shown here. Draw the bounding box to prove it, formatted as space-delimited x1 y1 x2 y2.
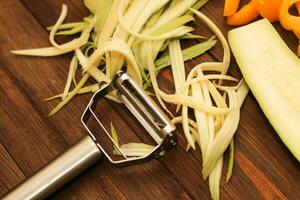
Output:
81 71 177 166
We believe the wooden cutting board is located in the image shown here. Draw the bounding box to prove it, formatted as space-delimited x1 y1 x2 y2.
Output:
0 0 299 199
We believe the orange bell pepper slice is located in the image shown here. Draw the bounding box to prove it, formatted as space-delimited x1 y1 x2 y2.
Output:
252 0 282 22
223 0 241 16
279 0 300 35
227 1 259 25
297 2 300 13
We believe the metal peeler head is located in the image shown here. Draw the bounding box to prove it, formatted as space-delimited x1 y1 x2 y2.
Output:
81 71 177 166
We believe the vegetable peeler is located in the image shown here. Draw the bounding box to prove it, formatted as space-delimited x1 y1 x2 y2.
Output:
3 71 176 200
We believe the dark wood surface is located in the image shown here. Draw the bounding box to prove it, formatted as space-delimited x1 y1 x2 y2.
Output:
0 0 299 199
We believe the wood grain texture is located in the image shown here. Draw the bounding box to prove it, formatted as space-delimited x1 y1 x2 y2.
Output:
0 143 25 195
0 0 299 199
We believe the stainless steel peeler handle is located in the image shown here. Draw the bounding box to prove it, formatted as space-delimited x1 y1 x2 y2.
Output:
2 136 102 200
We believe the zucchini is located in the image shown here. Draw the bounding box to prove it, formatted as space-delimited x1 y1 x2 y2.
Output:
228 19 300 161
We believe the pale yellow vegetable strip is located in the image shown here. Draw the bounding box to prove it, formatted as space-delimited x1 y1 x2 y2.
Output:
145 41 173 116
161 92 233 115
206 81 226 200
119 0 170 35
56 24 86 35
121 143 155 149
214 116 222 132
49 5 96 50
186 128 201 151
121 0 171 71
83 0 99 13
108 0 149 76
185 62 225 82
12 17 96 57
172 116 199 151
187 0 209 15
49 4 68 47
213 82 241 91
138 12 196 68
112 0 147 40
226 139 234 182
206 81 228 131
96 0 120 46
111 122 121 154
191 69 216 158
94 0 113 33
125 15 194 43
192 81 209 155
186 72 228 137
151 15 195 37
202 90 239 179
190 9 230 74
11 47 74 57
153 40 166 66
169 40 185 94
77 84 100 93
111 123 120 147
179 33 206 40
46 21 86 31
117 148 153 157
119 24 193 41
75 49 110 83
174 39 195 149
150 0 197 31
139 40 166 70
105 93 122 103
236 80 249 108
182 105 196 149
84 39 142 86
44 84 100 101
200 62 226 73
145 5 166 29
155 38 217 71
62 55 78 100
113 143 156 157
182 75 238 93
190 126 200 146
141 16 196 69
49 73 90 116
206 81 228 108
169 39 185 113
202 81 215 155
141 5 197 68
209 156 223 200
159 40 170 53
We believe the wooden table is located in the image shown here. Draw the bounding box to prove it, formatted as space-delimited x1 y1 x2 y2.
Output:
0 0 299 199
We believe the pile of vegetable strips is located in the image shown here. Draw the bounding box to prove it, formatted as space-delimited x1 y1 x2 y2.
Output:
12 0 249 199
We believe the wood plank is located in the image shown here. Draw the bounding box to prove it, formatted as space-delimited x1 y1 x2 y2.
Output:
0 60 71 198
0 61 67 173
0 143 25 196
0 0 194 199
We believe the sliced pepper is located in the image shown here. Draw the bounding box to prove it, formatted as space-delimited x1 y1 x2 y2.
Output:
279 0 300 33
297 2 300 13
252 0 282 22
223 0 241 16
227 1 259 25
